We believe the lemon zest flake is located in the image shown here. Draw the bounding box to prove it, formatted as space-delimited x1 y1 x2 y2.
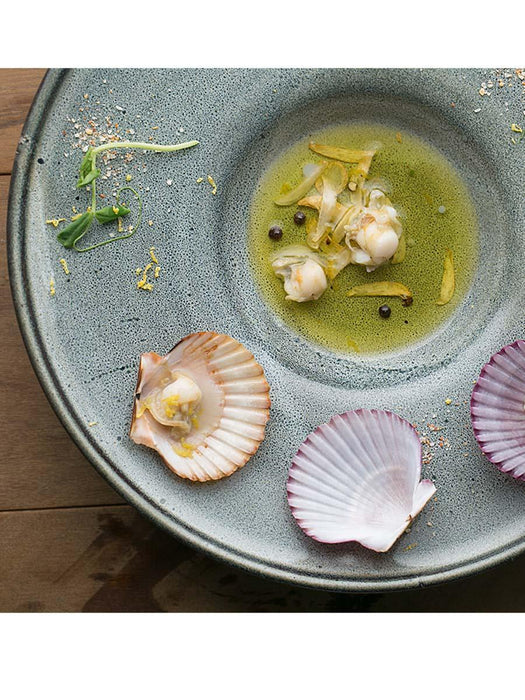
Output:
162 395 182 419
207 175 217 195
135 249 160 292
49 278 55 296
173 444 194 458
137 278 153 291
46 218 66 228
59 258 70 275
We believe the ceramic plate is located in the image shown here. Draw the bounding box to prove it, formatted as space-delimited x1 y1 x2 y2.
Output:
8 68 525 591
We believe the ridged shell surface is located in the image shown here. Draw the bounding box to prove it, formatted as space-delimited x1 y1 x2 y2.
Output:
130 332 271 482
287 409 436 552
471 340 525 481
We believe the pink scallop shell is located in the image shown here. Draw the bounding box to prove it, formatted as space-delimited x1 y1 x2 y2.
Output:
130 332 270 482
287 409 436 552
471 340 525 481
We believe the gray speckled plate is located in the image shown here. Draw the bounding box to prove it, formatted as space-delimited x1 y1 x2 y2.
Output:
8 69 525 591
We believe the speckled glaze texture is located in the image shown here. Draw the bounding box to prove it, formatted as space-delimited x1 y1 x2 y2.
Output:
7 69 525 591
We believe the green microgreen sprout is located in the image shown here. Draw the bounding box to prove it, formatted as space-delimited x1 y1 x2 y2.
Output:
54 139 199 252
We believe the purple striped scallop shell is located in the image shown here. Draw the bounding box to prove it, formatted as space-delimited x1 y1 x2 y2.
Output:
287 409 436 552
471 340 525 481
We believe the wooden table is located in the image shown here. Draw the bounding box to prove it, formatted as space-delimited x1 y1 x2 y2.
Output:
2 69 525 612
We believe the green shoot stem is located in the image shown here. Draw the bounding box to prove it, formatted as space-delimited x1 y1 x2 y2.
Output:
91 140 199 156
90 178 97 212
58 138 199 252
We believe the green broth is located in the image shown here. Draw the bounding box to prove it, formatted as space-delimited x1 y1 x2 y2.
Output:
248 123 478 355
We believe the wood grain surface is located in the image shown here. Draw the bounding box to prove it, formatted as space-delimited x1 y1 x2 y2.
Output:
2 69 525 612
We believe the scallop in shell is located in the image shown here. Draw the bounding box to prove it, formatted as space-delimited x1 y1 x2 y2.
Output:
130 332 271 482
471 340 525 480
287 409 436 552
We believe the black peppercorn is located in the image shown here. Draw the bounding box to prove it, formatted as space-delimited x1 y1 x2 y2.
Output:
379 304 391 319
268 225 283 241
293 211 306 225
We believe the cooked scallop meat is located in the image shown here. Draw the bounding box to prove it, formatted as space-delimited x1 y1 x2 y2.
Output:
130 332 271 482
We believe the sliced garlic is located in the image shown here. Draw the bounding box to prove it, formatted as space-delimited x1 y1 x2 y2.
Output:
436 249 455 306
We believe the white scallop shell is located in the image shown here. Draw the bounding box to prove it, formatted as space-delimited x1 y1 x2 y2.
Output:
287 409 436 552
130 332 270 482
471 340 525 480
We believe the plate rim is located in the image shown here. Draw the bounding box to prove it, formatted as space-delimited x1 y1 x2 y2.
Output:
8 67 525 593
